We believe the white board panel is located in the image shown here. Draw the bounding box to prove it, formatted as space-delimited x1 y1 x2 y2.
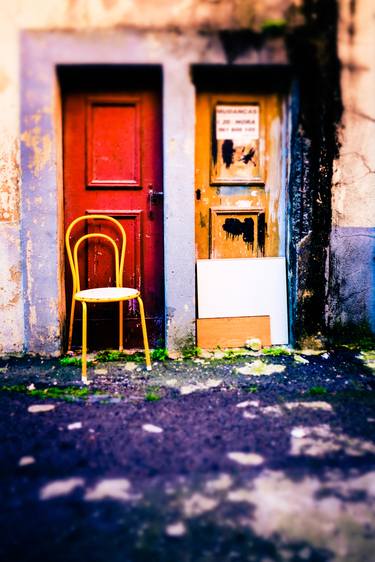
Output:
197 258 288 345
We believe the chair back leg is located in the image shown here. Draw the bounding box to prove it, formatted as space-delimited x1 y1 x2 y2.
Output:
137 296 152 371
67 297 76 352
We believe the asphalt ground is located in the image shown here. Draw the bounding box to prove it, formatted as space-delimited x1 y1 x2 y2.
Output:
0 348 374 562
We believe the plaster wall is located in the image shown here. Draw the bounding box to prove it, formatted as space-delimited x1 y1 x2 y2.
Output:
0 0 292 355
19 29 287 355
1 0 374 355
330 0 375 331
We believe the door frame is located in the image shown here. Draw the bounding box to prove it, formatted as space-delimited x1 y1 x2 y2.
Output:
61 70 165 348
193 78 290 347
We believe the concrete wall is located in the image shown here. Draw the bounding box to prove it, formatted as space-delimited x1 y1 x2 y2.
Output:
330 0 375 333
0 0 290 355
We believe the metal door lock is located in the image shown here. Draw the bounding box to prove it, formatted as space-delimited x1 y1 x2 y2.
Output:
148 185 163 217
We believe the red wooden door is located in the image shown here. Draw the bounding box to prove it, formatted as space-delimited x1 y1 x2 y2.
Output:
63 78 164 349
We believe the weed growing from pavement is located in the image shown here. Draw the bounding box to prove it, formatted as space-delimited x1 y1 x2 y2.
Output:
245 385 259 393
59 356 82 367
95 350 145 363
145 386 162 401
0 384 98 401
308 385 328 396
182 346 201 360
261 346 292 356
151 348 169 361
221 349 251 361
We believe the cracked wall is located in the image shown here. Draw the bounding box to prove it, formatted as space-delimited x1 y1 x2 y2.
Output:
0 0 293 355
329 0 375 335
0 0 374 354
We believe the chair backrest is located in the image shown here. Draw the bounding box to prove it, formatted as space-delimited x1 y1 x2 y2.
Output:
65 214 126 294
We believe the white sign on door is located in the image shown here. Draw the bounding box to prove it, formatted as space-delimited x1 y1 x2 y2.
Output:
216 105 259 142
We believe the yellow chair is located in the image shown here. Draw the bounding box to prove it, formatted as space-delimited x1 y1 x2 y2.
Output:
65 214 151 383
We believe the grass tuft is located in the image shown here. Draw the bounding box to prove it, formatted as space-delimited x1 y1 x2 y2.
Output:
308 385 328 396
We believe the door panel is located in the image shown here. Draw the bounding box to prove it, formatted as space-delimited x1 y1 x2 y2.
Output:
64 83 164 349
86 97 141 188
195 92 284 260
195 90 286 348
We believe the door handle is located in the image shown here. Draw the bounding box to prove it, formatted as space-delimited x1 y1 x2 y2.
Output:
148 185 163 217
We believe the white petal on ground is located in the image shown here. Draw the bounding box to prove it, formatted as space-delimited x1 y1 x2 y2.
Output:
182 493 219 517
291 427 308 439
180 379 222 395
236 400 260 409
142 423 163 434
227 489 254 503
67 421 83 430
285 401 332 412
245 338 262 351
297 349 326 356
236 360 286 376
18 456 35 466
165 522 187 537
294 355 309 364
359 351 375 372
243 411 258 420
205 473 233 492
94 368 108 375
227 452 264 466
164 378 178 387
290 424 375 457
28 404 55 413
124 362 137 371
27 383 36 390
84 479 141 501
262 405 284 416
40 478 85 500
234 469 375 556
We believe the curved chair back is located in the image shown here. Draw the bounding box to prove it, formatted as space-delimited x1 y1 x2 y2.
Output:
65 214 126 294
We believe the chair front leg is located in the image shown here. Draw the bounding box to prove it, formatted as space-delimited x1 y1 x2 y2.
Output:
81 301 88 384
137 296 151 371
119 301 124 352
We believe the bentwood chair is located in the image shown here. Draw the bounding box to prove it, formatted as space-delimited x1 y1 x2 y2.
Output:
65 214 151 383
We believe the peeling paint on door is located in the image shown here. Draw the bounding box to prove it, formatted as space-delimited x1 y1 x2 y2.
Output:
195 91 285 260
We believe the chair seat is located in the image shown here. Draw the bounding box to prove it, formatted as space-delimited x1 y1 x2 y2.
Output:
74 287 140 302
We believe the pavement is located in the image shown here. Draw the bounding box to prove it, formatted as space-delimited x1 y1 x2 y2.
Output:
0 347 374 562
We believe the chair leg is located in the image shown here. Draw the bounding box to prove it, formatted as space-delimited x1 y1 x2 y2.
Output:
67 297 76 352
119 301 124 352
137 296 152 371
81 301 88 384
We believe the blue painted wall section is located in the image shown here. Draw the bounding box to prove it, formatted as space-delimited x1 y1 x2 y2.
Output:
329 227 375 333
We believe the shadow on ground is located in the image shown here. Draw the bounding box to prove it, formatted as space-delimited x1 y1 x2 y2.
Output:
0 349 374 561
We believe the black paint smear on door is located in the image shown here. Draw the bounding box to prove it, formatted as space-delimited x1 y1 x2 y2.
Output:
258 213 266 255
222 140 234 168
222 217 254 248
